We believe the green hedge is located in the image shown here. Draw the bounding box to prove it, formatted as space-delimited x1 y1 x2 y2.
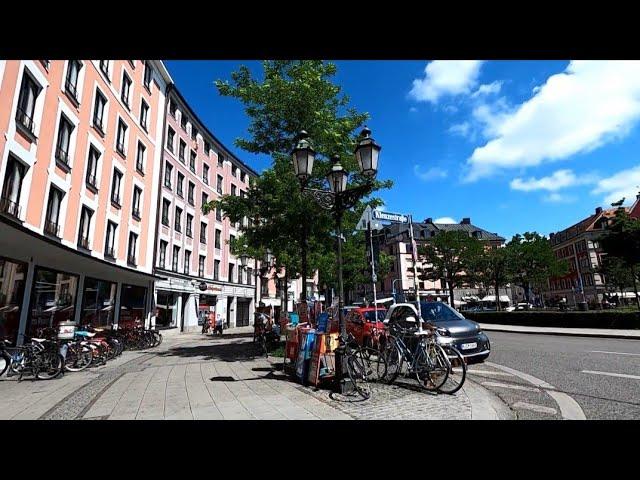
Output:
464 311 640 329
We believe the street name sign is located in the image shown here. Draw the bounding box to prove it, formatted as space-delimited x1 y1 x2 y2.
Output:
372 209 409 224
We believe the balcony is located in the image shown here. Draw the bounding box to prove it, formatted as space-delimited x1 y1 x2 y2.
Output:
15 107 36 141
132 208 141 221
0 197 21 219
127 254 137 267
55 147 71 172
111 194 121 209
44 220 60 238
77 236 90 250
64 79 79 107
104 246 115 259
116 141 126 158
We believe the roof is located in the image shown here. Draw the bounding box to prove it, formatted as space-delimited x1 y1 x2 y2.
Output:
383 220 505 243
550 206 630 246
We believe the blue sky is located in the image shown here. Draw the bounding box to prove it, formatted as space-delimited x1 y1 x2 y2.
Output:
165 60 640 240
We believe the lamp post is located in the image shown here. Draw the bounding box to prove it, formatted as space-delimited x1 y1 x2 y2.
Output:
291 126 381 394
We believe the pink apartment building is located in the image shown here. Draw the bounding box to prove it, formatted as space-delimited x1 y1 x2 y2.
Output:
0 60 171 343
153 87 258 332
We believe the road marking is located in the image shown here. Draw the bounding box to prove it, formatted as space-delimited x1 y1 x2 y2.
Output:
468 369 513 377
512 402 557 415
486 362 586 420
481 381 539 392
590 351 640 357
582 370 640 380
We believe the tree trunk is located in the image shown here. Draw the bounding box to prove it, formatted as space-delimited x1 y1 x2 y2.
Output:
495 280 501 312
524 283 531 304
632 267 640 311
283 272 289 314
449 280 455 308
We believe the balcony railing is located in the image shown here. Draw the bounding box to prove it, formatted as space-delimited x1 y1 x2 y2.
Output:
55 146 70 170
64 79 79 104
44 220 60 237
132 208 141 220
0 197 21 219
104 246 115 259
77 236 90 250
127 254 137 266
15 107 35 136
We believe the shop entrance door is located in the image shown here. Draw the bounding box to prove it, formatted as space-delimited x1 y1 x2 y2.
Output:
236 299 250 327
226 297 233 327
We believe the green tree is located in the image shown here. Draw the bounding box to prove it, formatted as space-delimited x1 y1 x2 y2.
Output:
599 209 640 309
508 232 568 305
205 61 392 303
419 231 485 307
598 255 634 301
473 246 512 311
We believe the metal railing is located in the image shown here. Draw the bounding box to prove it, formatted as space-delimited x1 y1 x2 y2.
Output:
44 219 60 237
55 146 70 168
15 107 35 134
0 197 21 218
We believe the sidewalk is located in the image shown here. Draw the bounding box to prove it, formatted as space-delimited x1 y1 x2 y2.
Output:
0 330 511 420
480 323 640 339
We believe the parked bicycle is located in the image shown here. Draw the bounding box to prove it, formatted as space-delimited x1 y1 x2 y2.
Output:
9 332 64 380
339 332 388 400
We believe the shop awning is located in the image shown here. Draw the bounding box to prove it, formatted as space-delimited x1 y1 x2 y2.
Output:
480 295 510 303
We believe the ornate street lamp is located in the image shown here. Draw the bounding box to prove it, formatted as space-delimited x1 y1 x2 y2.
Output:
354 126 381 178
291 130 316 184
239 252 250 268
291 127 381 395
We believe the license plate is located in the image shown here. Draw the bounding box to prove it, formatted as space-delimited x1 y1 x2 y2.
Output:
461 342 477 350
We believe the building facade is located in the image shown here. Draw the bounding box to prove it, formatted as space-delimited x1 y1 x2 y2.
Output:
0 60 171 343
152 87 258 332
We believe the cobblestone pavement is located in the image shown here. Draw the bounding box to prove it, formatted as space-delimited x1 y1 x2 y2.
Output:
0 329 506 420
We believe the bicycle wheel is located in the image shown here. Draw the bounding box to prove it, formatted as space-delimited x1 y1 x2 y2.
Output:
414 342 449 392
382 338 402 384
35 351 64 380
346 352 371 400
438 345 467 395
154 332 163 347
359 347 388 383
0 352 10 377
64 344 92 372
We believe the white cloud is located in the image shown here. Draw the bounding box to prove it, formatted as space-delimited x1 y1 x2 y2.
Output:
434 217 457 224
448 122 472 138
464 61 640 182
443 105 458 114
510 169 598 192
414 165 448 182
592 165 640 205
543 193 576 203
471 81 503 98
409 61 484 104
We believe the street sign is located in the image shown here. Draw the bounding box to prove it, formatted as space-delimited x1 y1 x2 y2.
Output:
372 209 409 224
356 206 383 231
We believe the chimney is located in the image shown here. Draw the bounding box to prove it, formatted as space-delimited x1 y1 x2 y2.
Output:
424 218 433 224
461 217 471 224
595 207 603 214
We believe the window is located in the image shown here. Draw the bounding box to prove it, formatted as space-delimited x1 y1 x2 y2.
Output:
181 114 187 131
177 172 184 197
28 268 78 336
40 60 50 70
229 263 235 283
216 208 222 222
16 72 41 135
161 198 170 226
44 186 63 237
186 214 193 238
93 89 106 134
200 222 207 244
230 234 235 245
127 232 138 266
179 139 186 162
204 141 211 155
188 182 195 206
261 280 269 298
111 169 122 206
132 186 142 220
202 192 208 208
241 171 246 183
218 154 224 168
198 255 205 277
166 127 175 152
232 165 237 177
80 278 117 328
140 100 149 131
105 221 117 258
136 141 145 174
159 240 167 268
217 175 223 194
203 164 209 185
77 206 93 249
192 126 198 141
172 245 180 272
119 284 147 328
55 115 74 169
121 72 132 107
99 60 110 78
184 250 191 275
164 162 173 189
116 119 127 156
215 229 221 249
175 206 182 232
169 100 176 118
247 268 253 286
190 151 196 173
214 260 220 280
231 185 237 197
86 146 100 191
143 61 153 90
65 60 82 104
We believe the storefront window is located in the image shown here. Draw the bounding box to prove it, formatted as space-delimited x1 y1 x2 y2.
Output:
80 278 117 328
156 290 178 328
0 257 27 343
29 267 78 336
198 294 217 326
118 284 147 328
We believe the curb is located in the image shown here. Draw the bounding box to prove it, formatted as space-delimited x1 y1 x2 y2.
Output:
480 324 640 340
463 377 515 420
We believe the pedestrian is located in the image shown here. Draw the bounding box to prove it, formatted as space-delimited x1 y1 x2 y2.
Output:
207 310 216 335
201 311 210 334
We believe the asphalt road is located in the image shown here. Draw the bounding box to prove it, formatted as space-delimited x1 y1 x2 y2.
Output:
481 331 640 419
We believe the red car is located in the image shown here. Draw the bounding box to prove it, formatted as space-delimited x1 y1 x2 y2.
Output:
345 307 387 348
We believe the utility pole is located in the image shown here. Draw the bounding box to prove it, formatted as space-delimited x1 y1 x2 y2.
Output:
408 215 422 323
